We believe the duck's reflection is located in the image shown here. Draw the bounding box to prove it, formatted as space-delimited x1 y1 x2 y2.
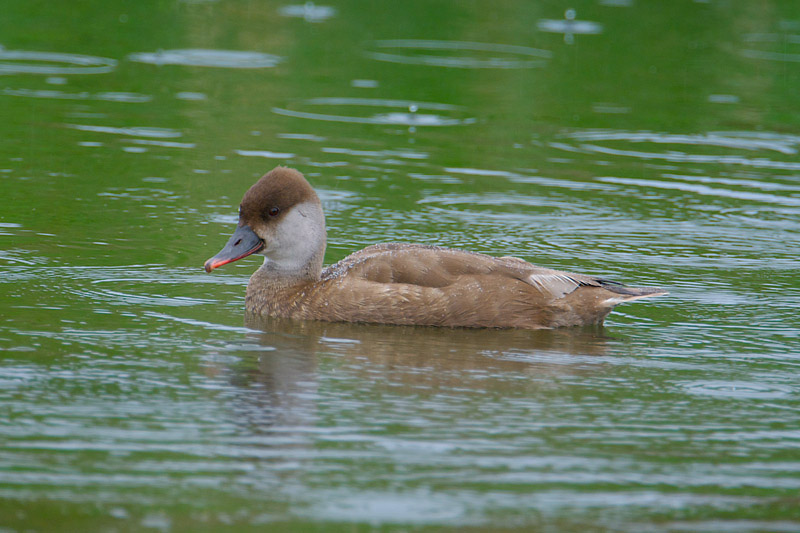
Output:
245 314 611 362
225 316 613 431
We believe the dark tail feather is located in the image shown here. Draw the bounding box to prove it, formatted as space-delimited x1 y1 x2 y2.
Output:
598 279 668 301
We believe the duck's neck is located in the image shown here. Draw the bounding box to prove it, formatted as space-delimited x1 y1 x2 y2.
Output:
245 200 327 315
246 265 317 316
255 251 323 282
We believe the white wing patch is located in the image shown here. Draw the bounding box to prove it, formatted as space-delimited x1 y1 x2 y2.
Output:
526 273 582 299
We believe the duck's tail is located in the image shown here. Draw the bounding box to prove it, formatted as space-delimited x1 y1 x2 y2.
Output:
598 279 668 306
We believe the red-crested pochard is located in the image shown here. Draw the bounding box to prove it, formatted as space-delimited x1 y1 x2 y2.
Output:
205 167 667 329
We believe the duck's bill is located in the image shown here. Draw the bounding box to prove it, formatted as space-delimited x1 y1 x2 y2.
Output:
204 224 264 272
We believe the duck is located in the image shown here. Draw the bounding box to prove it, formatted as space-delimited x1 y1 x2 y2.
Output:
204 167 667 329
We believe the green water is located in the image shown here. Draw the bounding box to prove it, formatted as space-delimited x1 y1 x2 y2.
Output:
2 1 800 531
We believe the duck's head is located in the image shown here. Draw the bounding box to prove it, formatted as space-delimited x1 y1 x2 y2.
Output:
204 167 327 278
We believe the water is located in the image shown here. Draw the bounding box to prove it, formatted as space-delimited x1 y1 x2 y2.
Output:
2 1 800 531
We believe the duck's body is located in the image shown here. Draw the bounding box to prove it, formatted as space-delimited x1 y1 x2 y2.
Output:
205 167 666 329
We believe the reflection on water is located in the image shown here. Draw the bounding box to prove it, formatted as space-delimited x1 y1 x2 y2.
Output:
238 314 612 414
245 314 612 365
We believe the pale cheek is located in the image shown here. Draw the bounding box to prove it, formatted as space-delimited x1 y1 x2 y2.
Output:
261 202 325 268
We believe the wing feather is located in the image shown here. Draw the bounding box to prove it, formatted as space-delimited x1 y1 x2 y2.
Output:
321 243 603 300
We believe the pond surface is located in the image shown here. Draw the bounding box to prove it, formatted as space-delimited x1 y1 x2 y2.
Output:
2 1 800 531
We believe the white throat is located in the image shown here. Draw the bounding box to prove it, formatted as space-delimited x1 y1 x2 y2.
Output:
260 201 326 277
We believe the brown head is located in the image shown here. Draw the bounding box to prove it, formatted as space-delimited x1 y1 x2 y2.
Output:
204 167 327 279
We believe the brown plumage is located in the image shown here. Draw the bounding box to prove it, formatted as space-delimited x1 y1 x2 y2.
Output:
205 167 667 329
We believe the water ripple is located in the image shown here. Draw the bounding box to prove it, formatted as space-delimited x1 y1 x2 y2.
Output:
2 88 152 103
742 33 800 63
366 39 551 69
273 97 475 126
565 130 798 154
322 146 429 160
128 49 282 68
681 380 795 400
66 124 183 138
235 149 295 159
663 173 800 192
537 18 603 36
129 139 195 149
278 2 336 22
537 9 603 44
0 47 116 74
575 143 800 171
597 177 800 207
143 312 255 333
70 288 213 307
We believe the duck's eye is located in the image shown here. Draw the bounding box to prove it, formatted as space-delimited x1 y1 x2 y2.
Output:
268 206 280 217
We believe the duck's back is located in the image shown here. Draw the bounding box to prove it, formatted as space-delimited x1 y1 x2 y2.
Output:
247 243 665 329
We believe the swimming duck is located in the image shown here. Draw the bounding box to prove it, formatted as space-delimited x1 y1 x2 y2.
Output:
204 167 666 329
